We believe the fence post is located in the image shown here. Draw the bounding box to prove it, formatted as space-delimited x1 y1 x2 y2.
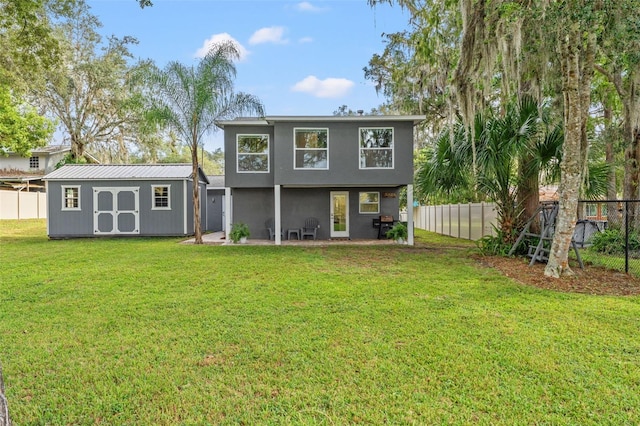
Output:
458 203 462 238
625 201 629 274
468 203 472 240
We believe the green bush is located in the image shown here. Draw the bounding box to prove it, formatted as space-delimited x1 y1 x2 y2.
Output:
476 227 528 256
229 222 250 243
386 222 408 241
590 228 640 255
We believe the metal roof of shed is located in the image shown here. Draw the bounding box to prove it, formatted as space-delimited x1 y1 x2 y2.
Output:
43 164 209 184
206 175 225 188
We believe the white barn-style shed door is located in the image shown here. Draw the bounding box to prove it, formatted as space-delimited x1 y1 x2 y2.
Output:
93 187 140 235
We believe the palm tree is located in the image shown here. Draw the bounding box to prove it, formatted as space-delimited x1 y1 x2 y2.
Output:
147 41 264 243
416 96 561 241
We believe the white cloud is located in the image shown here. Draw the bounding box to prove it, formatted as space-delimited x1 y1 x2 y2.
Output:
296 2 324 12
298 37 313 44
291 76 354 98
249 26 288 45
194 33 249 60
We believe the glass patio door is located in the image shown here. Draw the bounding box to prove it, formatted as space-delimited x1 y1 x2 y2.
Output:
330 191 349 238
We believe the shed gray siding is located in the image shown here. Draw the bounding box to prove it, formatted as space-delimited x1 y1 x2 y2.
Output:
231 187 400 240
46 179 206 238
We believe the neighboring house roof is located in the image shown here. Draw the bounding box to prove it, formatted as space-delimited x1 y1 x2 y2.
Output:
30 145 71 155
207 175 225 188
215 115 426 129
43 164 210 184
1 144 71 156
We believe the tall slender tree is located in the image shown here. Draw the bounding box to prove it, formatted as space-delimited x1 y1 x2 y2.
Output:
147 41 264 244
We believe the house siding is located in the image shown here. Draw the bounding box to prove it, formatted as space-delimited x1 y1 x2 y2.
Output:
1 152 67 174
273 120 414 186
46 179 194 237
222 120 414 188
224 125 275 188
231 187 400 240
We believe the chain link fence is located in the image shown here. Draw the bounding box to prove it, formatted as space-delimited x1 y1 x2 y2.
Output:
574 200 640 277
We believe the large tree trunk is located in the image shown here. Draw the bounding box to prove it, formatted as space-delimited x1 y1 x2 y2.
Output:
622 74 640 229
191 144 203 244
518 153 540 233
545 30 595 278
604 105 618 221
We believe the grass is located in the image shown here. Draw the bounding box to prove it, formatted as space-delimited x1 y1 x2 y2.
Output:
1 220 640 424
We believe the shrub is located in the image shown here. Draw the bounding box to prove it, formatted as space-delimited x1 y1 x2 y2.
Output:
476 227 527 256
229 223 250 243
590 228 640 255
386 222 408 241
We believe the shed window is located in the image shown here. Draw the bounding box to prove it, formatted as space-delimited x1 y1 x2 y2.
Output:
359 192 380 214
29 156 39 169
294 128 328 169
237 134 269 173
359 128 394 169
152 185 170 210
62 186 80 210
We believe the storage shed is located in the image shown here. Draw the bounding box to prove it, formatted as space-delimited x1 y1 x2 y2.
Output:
43 164 209 238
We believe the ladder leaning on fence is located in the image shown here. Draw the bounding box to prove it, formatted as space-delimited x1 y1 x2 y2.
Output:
509 201 584 269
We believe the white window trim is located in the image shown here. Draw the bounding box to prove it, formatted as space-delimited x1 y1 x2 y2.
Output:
359 191 380 214
151 184 171 210
237 134 270 174
293 128 329 170
358 127 394 170
61 185 81 211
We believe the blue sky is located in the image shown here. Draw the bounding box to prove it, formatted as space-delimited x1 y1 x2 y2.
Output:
87 0 410 150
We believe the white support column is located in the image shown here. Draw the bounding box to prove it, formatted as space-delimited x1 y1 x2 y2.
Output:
274 185 282 246
224 187 232 241
407 184 414 246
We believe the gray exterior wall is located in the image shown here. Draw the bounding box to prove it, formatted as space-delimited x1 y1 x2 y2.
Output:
224 120 414 188
231 188 274 240
273 120 414 186
224 125 274 188
206 188 225 232
232 187 400 240
46 179 206 238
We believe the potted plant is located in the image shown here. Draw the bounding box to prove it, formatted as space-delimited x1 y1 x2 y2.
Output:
386 222 408 244
230 222 250 243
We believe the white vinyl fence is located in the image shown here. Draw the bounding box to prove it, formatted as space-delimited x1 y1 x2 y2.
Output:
413 203 497 241
0 191 47 220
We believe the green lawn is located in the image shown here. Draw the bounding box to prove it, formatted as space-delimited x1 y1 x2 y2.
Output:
1 220 639 425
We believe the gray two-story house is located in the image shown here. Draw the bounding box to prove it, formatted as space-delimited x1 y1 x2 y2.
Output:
216 115 424 245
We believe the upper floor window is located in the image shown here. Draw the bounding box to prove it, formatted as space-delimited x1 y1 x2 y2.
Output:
152 185 170 210
359 128 394 169
62 186 80 210
29 156 39 169
237 134 269 173
294 128 328 169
